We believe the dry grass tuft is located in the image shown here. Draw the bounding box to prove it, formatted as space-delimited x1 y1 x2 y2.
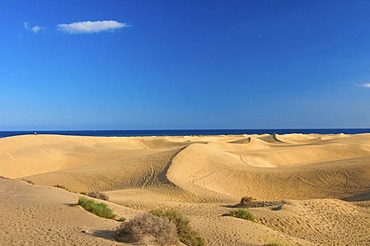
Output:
116 213 177 245
240 196 254 206
54 184 70 191
117 217 126 222
23 179 35 185
87 191 109 201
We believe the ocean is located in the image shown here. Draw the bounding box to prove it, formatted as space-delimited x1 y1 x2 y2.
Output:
0 129 370 138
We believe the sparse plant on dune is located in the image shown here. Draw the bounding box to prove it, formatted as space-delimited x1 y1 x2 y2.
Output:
116 213 178 245
23 179 35 185
77 197 115 219
150 208 206 246
229 209 255 221
54 184 70 191
263 240 289 246
87 191 109 201
117 217 126 222
240 196 254 206
0 176 10 180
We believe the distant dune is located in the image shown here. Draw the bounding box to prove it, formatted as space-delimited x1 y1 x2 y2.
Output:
0 134 369 245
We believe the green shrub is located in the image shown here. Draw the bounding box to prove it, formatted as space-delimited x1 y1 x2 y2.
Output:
116 213 177 245
150 208 206 246
77 197 115 219
229 209 254 221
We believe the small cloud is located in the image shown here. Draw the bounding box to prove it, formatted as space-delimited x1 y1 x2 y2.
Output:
357 83 370 88
31 26 45 33
24 21 46 33
360 83 370 88
57 20 127 34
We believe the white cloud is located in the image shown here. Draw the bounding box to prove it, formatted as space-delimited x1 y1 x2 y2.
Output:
31 26 45 33
57 20 127 34
360 83 370 88
24 21 46 33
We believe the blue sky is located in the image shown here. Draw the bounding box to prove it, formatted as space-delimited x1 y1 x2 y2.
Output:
1 0 370 130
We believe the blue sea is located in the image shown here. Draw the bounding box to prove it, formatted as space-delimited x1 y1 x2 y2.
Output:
0 129 370 138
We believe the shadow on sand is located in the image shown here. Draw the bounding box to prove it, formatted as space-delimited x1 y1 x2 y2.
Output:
342 192 370 202
92 230 118 241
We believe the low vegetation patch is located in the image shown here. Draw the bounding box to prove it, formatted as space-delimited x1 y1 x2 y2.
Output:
229 209 254 221
23 179 35 185
240 196 254 205
116 213 177 245
54 184 70 191
0 176 10 180
117 217 126 222
263 241 288 246
150 208 206 246
87 191 109 201
235 199 287 208
77 197 115 219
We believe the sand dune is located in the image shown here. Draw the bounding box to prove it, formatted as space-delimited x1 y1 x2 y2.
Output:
252 199 370 245
258 133 285 144
0 135 150 178
228 137 252 144
0 133 369 245
272 133 320 144
167 142 370 201
210 136 271 151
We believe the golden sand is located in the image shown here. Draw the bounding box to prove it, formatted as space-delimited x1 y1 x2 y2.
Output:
0 134 369 245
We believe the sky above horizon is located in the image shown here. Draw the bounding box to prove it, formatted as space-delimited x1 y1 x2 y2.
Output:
1 0 370 130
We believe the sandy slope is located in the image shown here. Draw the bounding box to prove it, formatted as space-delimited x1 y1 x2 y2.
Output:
0 133 369 245
0 178 135 245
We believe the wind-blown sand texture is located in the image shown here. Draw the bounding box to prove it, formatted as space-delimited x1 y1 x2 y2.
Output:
0 133 369 245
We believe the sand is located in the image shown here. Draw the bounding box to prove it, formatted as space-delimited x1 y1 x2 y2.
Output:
0 133 369 245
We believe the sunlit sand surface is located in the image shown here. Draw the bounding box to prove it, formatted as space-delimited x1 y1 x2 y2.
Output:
1 134 369 245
